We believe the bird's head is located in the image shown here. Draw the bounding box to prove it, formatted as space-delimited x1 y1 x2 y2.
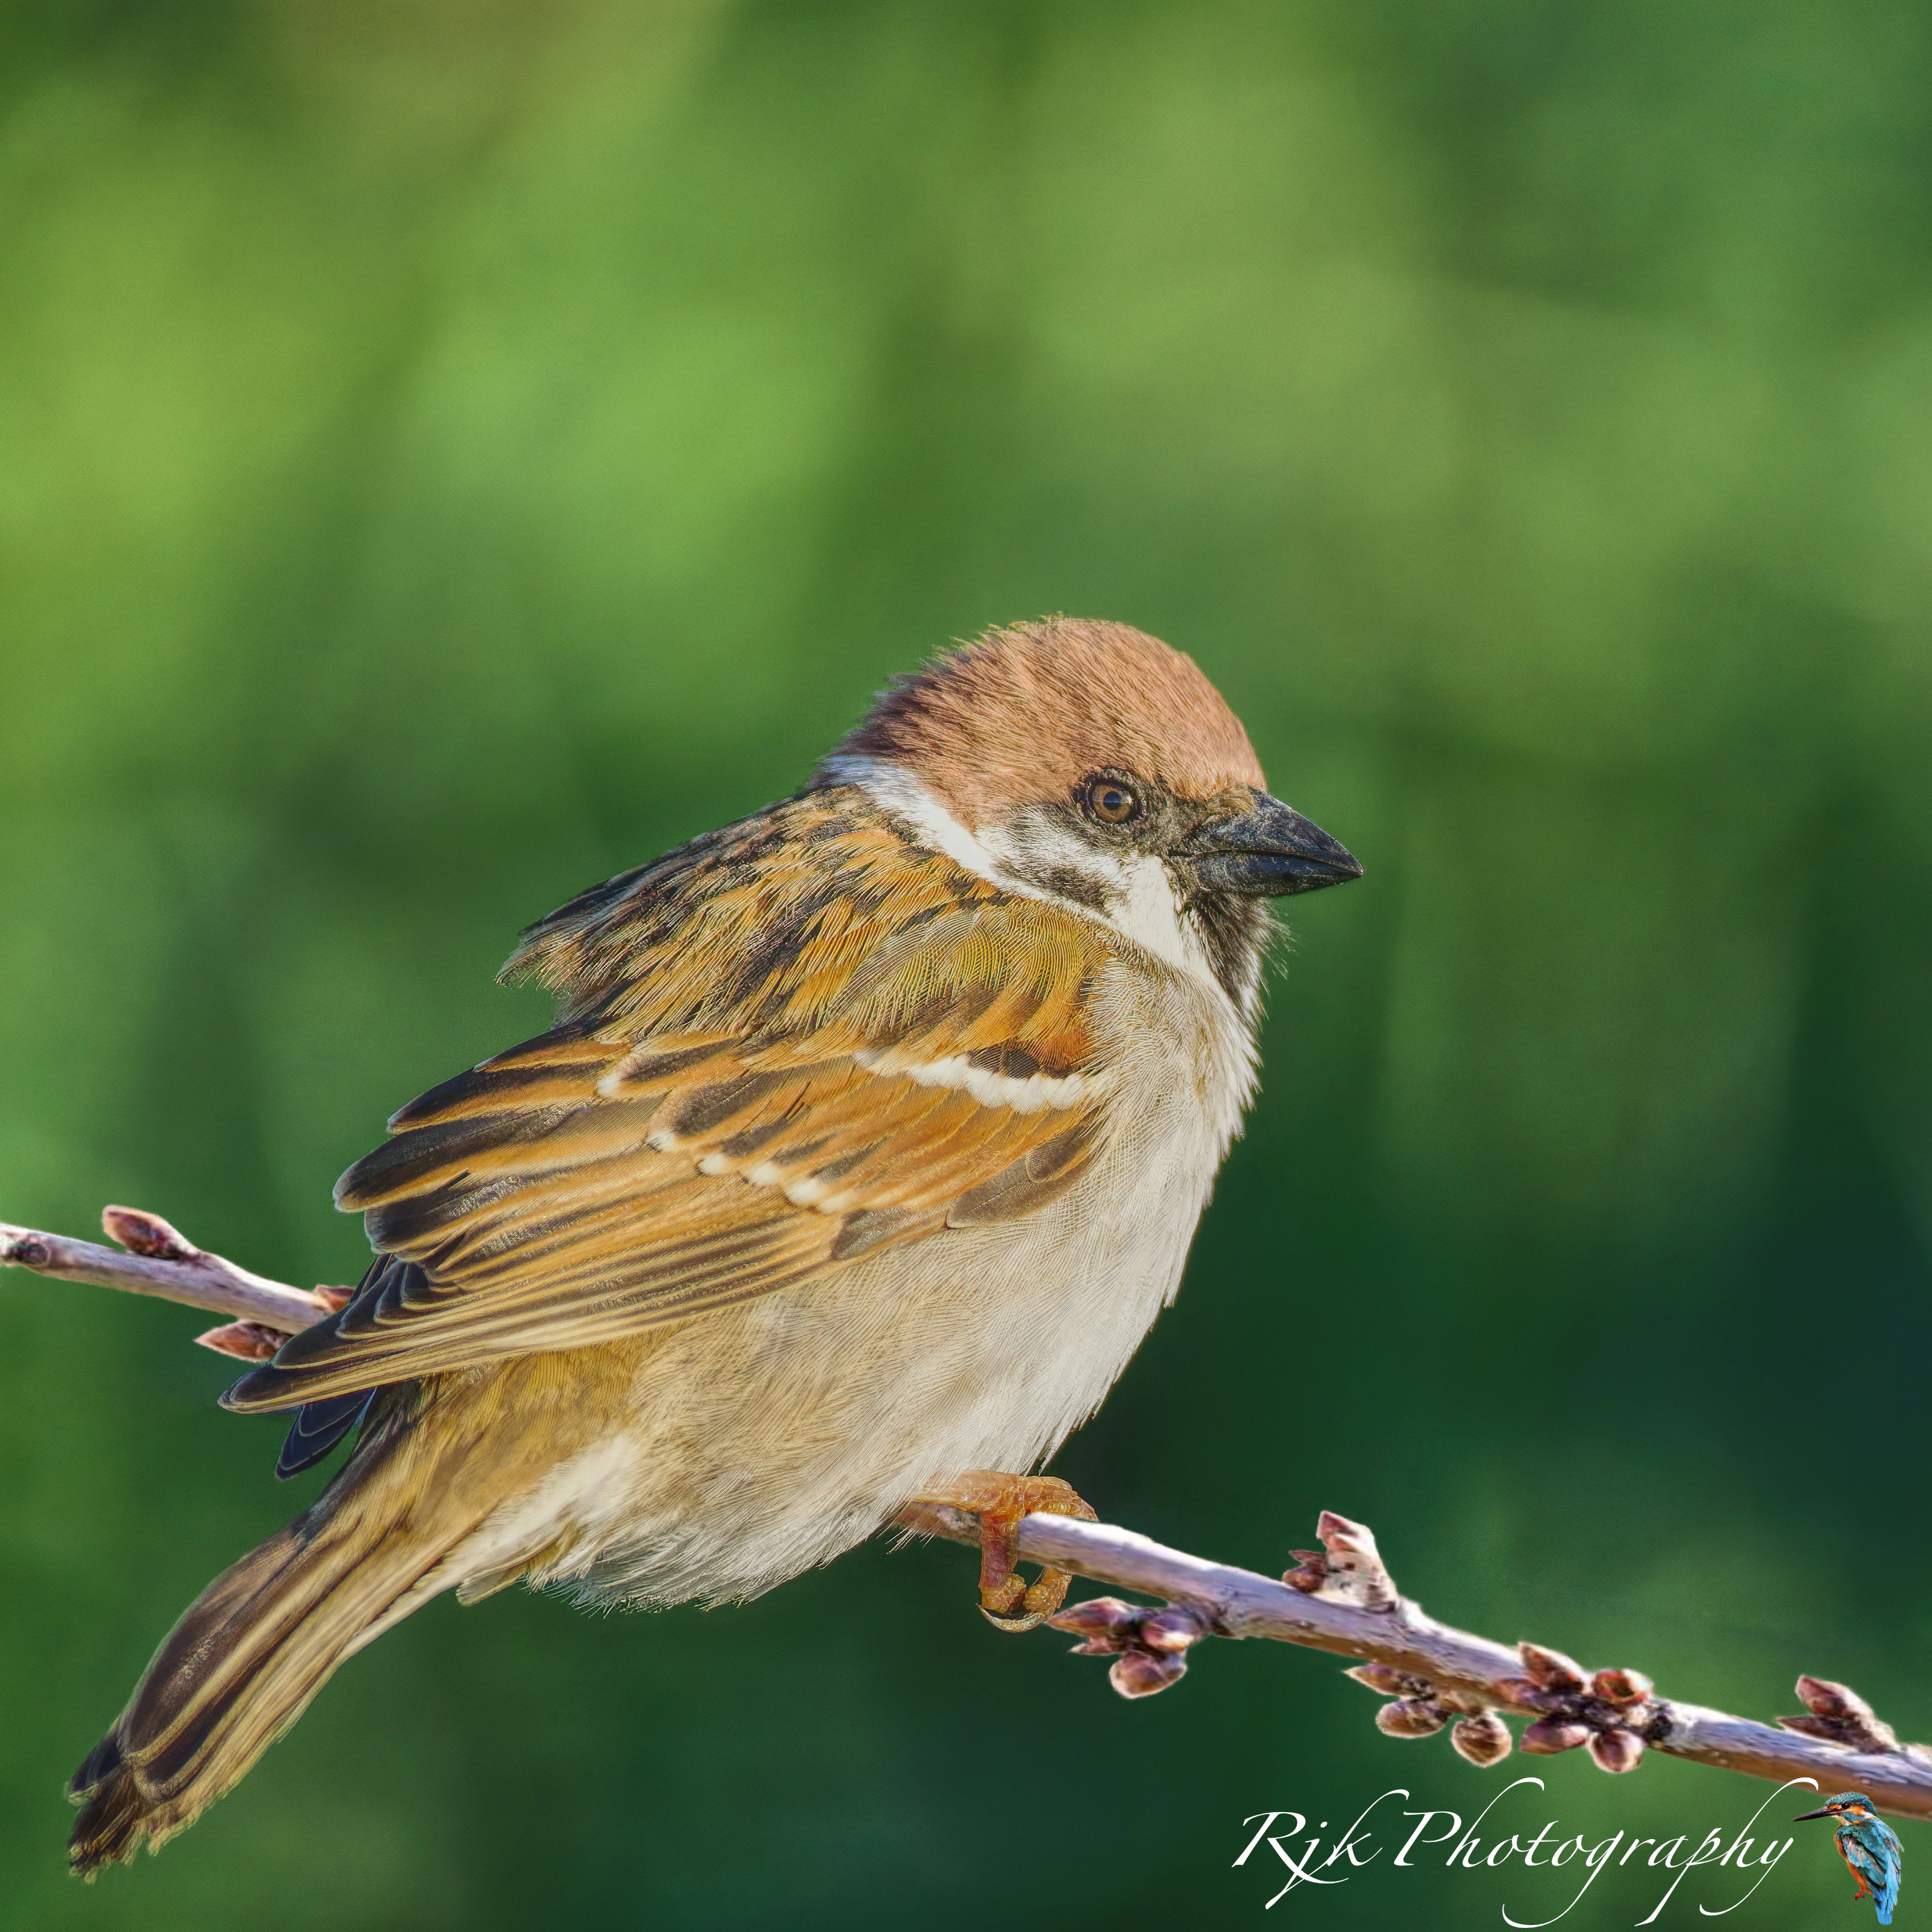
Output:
819 616 1361 1013
1795 1793 1882 1825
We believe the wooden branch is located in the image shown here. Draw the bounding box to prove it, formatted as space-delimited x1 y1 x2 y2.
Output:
8 1206 1927 1820
0 1208 345 1360
903 1502 1932 1821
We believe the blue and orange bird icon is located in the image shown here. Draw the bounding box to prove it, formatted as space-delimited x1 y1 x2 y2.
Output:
1796 1792 1904 1924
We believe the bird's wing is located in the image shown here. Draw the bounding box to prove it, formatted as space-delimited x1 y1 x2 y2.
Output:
225 826 1116 1410
1843 1831 1899 1888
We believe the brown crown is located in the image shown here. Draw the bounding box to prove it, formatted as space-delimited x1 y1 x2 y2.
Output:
827 617 1265 827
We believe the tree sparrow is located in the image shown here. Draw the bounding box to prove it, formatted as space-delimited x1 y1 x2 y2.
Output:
69 617 1359 1872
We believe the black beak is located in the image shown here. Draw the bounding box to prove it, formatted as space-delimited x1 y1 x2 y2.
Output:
1792 1807 1836 1822
1182 790 1363 897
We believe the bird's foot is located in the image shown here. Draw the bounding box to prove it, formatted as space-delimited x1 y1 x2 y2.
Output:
909 1470 1098 1633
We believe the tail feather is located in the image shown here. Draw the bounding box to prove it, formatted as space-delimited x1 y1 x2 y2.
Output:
67 1418 481 1875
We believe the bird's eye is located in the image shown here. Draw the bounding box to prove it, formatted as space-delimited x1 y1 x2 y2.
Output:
1081 776 1142 826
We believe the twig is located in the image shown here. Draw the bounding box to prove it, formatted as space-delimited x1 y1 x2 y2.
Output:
904 1503 1932 1822
0 1208 344 1359
8 1207 1928 1818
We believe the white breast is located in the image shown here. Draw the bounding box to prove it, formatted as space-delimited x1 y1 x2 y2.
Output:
490 952 1255 1610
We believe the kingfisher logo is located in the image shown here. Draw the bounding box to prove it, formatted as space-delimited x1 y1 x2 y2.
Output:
1793 1793 1903 1924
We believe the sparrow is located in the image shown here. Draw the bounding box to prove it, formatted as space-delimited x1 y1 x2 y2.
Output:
67 616 1359 1874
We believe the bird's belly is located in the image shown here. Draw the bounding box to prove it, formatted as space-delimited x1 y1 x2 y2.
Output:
503 1057 1230 1609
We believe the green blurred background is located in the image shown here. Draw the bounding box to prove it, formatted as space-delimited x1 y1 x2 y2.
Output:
3 1 1931 1926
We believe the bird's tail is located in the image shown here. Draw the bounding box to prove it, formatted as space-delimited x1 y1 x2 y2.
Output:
67 1395 485 1876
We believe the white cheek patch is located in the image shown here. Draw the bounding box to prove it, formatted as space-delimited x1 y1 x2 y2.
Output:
982 813 1215 990
1106 852 1212 982
853 1049 1089 1113
821 754 1233 1009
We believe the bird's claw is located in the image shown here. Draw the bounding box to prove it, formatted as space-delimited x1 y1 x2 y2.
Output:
980 1563 1077 1633
911 1470 1097 1634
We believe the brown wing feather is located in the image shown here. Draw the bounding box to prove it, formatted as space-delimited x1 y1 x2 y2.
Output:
225 794 1115 1412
